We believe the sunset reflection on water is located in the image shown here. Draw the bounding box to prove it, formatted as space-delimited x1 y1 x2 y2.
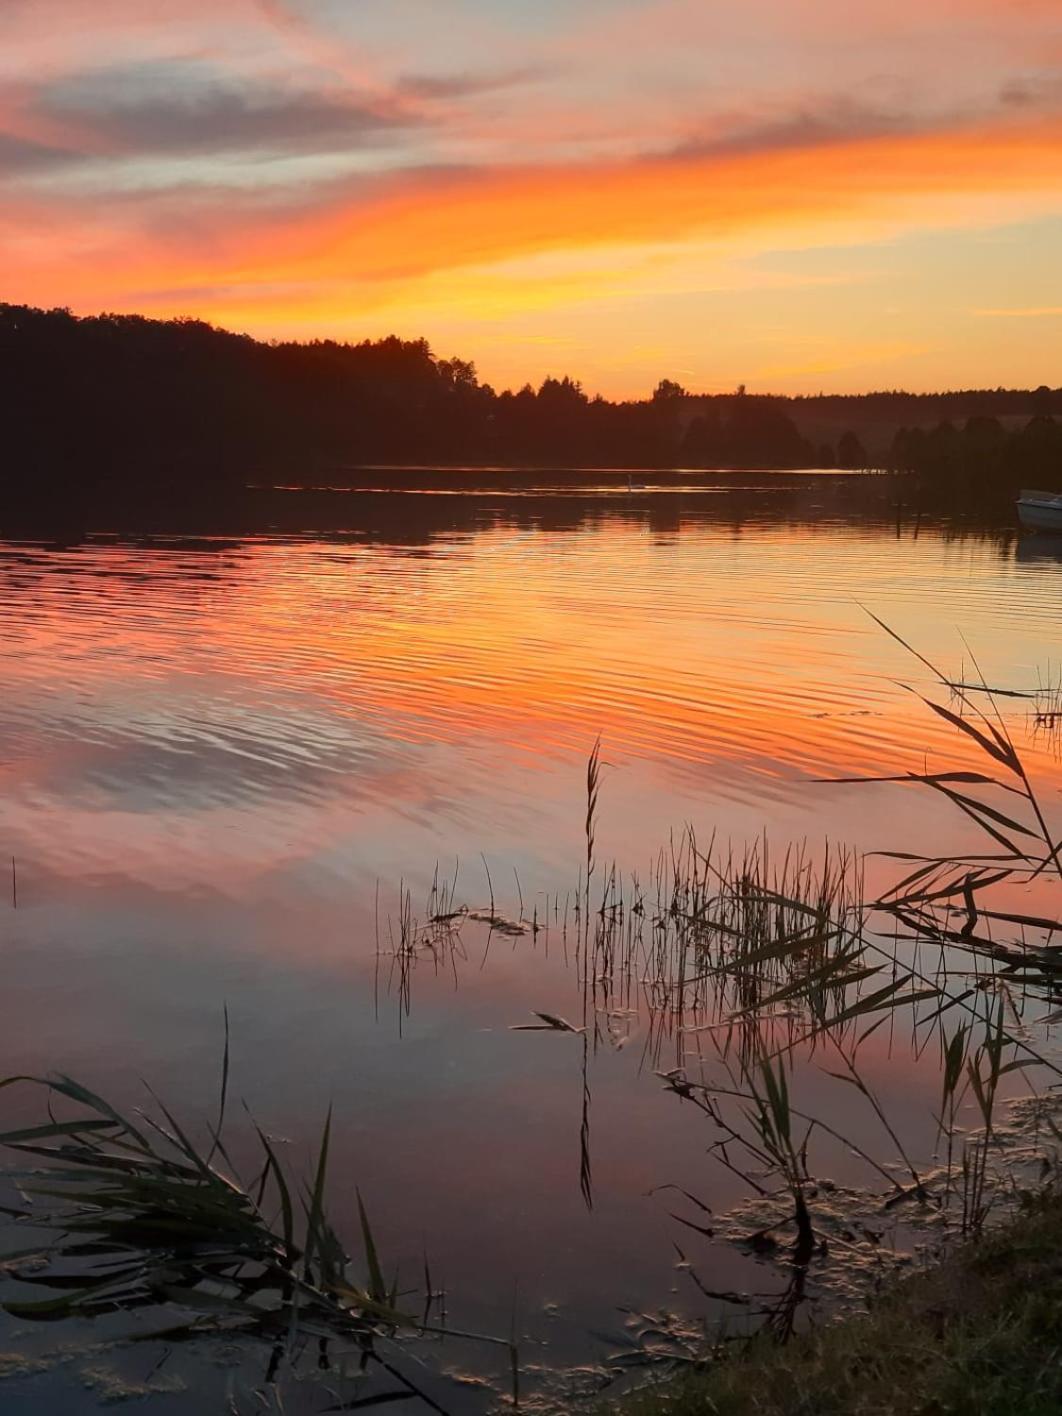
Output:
0 480 1059 1406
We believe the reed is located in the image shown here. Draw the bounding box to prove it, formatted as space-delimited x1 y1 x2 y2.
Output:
374 642 1058 1253
0 1064 514 1409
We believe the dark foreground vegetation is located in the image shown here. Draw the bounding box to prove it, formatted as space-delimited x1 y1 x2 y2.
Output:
611 1187 1062 1416
2 304 1060 505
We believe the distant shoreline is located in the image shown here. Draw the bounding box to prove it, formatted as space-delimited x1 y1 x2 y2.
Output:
4 304 1058 490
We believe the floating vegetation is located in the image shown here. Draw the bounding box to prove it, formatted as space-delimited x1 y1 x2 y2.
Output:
510 1013 585 1034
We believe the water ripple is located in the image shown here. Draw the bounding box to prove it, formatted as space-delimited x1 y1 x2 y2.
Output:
0 496 1058 888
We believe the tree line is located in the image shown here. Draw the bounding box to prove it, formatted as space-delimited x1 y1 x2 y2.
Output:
1 304 1057 498
887 416 1062 491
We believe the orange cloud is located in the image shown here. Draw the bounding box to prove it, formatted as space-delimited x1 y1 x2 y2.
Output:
3 104 1061 394
223 112 1062 288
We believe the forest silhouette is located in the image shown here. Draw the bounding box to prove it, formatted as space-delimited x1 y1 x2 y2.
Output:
2 304 1060 504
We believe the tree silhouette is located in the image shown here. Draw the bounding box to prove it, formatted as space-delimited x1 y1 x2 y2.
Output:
1 302 1057 502
652 379 687 401
836 431 868 469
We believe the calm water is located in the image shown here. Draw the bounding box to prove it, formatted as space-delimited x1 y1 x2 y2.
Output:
0 473 1059 1409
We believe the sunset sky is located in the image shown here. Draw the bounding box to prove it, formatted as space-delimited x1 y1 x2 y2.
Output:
2 0 1061 396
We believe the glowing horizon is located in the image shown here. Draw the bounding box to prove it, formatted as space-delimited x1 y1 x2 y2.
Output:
2 0 1061 397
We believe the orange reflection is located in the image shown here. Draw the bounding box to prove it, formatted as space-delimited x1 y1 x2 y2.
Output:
1 513 1058 900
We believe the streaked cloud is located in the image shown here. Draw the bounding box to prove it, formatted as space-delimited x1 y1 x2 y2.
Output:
31 59 419 159
974 305 1062 318
668 97 915 160
395 67 550 102
0 131 76 176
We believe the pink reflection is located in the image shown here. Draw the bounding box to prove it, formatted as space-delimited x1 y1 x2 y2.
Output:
0 506 1058 1380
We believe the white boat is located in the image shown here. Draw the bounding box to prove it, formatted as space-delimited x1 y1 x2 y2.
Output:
1016 489 1062 531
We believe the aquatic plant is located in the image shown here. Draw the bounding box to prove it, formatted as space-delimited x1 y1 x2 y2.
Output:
0 1050 515 1410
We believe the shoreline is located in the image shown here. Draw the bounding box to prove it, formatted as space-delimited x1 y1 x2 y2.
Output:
605 1187 1062 1416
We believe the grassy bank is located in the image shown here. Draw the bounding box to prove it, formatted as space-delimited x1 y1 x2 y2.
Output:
610 1189 1062 1416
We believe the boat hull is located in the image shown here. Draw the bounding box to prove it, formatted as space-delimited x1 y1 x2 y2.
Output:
1017 499 1062 532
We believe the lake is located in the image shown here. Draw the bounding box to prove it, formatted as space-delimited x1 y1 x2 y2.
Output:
0 471 1059 1411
